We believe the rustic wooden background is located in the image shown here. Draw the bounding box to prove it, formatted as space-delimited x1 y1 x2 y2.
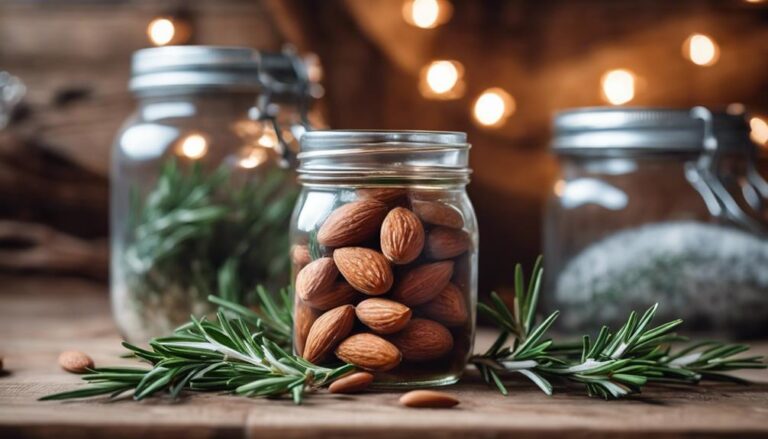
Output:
0 0 766 293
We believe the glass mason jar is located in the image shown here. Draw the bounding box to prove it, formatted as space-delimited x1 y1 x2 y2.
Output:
544 107 768 337
111 46 312 342
290 130 477 387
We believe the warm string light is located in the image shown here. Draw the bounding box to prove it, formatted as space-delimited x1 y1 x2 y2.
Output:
178 133 208 159
750 117 768 146
472 88 515 128
147 16 190 46
601 69 636 105
238 148 269 169
402 0 452 29
419 60 464 99
683 33 719 66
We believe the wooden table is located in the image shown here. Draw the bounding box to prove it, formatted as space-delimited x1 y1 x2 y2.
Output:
1 275 767 439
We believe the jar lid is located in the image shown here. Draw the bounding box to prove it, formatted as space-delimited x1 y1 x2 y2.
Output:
298 130 471 183
552 107 752 154
129 46 262 94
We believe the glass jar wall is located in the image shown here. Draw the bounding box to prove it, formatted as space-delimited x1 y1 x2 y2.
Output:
290 131 477 387
544 107 768 337
111 46 308 342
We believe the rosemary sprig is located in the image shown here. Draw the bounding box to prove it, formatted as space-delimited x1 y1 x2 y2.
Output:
41 304 351 404
472 257 766 399
125 159 297 313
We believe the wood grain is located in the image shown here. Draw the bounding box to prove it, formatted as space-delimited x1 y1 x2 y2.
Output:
0 275 766 439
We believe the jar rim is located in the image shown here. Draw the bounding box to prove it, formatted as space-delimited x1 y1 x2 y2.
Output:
297 130 471 184
552 106 753 155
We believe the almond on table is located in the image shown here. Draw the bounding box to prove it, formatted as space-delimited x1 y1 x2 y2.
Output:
399 390 460 408
328 371 375 394
58 351 94 374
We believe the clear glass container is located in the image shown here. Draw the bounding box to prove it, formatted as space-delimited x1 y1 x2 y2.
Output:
544 107 768 337
291 130 477 387
111 46 311 341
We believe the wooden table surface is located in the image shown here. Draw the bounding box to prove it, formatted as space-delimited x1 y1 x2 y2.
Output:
1 275 767 439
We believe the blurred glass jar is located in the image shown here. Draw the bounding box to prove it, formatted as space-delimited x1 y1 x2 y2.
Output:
111 46 315 342
545 107 768 337
290 131 477 387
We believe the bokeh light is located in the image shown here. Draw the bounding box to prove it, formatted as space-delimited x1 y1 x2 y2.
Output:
402 0 452 29
601 69 636 105
472 88 515 127
750 116 768 146
178 133 208 159
147 18 175 46
683 34 719 67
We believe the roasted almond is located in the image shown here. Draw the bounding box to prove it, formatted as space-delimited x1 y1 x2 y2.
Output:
317 200 388 247
290 244 312 268
389 318 453 362
303 305 356 364
356 188 408 206
58 351 94 374
294 299 321 356
356 298 412 334
303 282 358 311
411 200 464 229
399 390 459 408
335 333 402 372
425 227 470 260
334 247 393 295
420 283 469 327
295 257 338 303
380 207 425 265
389 261 454 306
328 371 375 394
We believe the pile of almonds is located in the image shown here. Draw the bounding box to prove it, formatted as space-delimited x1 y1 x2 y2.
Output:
292 188 473 381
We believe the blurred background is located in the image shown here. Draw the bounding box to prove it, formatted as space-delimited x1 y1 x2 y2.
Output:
1 0 767 298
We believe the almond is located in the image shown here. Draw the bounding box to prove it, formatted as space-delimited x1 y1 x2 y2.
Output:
356 298 412 334
334 333 402 372
334 247 393 295
389 319 453 362
328 371 375 394
294 299 320 356
291 244 312 268
399 390 459 408
380 207 425 265
303 305 356 364
389 261 453 306
356 188 408 206
425 227 470 260
317 200 389 247
295 257 338 303
420 283 469 326
303 282 358 311
411 200 464 229
58 351 94 374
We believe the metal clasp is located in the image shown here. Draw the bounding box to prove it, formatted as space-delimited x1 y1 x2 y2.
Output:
686 106 766 236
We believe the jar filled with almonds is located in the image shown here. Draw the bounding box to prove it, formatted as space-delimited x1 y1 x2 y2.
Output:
290 130 477 387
